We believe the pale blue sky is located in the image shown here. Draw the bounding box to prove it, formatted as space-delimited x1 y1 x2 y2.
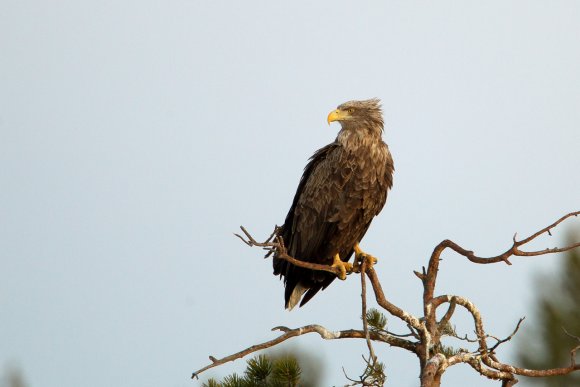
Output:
1 1 579 386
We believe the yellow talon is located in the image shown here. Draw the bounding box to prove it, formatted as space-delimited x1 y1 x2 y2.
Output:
331 253 353 280
353 242 378 272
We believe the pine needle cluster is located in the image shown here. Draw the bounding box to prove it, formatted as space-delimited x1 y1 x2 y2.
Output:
365 308 388 331
203 355 302 387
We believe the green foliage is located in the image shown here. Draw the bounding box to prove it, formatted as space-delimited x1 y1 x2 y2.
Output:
221 373 248 387
362 358 387 386
365 308 388 331
203 354 303 387
202 379 220 387
345 355 386 387
245 355 272 383
516 232 580 386
270 356 301 386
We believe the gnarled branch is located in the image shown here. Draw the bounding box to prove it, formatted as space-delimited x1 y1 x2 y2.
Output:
195 212 580 386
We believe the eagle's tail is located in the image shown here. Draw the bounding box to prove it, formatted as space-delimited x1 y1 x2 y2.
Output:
286 283 307 310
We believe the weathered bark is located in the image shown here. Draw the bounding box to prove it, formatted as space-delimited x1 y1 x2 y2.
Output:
194 212 580 386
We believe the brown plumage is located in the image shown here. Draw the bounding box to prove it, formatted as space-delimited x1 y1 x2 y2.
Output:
273 99 394 309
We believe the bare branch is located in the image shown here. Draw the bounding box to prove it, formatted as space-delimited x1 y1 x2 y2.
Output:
482 356 580 378
237 228 425 334
236 226 343 276
222 212 580 385
234 225 276 248
360 260 378 365
191 324 417 379
365 268 423 330
431 294 580 380
439 297 456 329
562 327 580 342
388 329 419 339
448 352 517 383
429 211 580 271
487 318 526 353
449 332 479 343
422 211 580 352
482 326 580 378
432 297 457 344
517 211 579 245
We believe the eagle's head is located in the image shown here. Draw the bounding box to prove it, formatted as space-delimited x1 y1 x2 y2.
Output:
327 98 383 133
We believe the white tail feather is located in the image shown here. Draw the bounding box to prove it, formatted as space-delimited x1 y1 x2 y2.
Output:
287 283 307 311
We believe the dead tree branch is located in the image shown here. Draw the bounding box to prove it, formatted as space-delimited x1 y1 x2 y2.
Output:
422 211 580 334
487 318 526 353
404 211 578 384
235 226 343 276
195 212 580 386
191 324 417 380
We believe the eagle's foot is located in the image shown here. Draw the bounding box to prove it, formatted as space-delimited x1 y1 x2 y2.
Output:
353 243 378 272
331 253 353 280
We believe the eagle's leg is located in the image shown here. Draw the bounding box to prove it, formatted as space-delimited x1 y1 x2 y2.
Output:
353 242 378 272
331 253 353 280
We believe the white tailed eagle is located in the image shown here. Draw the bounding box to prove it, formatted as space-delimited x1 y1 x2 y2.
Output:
273 99 394 309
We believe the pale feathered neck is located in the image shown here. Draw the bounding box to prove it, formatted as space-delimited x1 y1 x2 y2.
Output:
337 124 383 149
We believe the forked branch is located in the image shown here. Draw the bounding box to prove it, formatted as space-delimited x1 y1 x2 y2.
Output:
194 212 580 386
422 211 580 353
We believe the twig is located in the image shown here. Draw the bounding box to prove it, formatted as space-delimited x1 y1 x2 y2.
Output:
481 326 580 378
236 226 343 276
387 330 419 338
450 332 479 343
361 259 378 365
563 327 580 343
487 318 526 353
342 366 360 385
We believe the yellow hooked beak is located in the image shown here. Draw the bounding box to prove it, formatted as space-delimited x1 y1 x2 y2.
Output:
327 109 350 125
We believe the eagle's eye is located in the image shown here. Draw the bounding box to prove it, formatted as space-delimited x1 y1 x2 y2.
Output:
347 108 355 113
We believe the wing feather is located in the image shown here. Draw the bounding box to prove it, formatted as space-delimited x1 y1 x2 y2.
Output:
273 136 394 309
